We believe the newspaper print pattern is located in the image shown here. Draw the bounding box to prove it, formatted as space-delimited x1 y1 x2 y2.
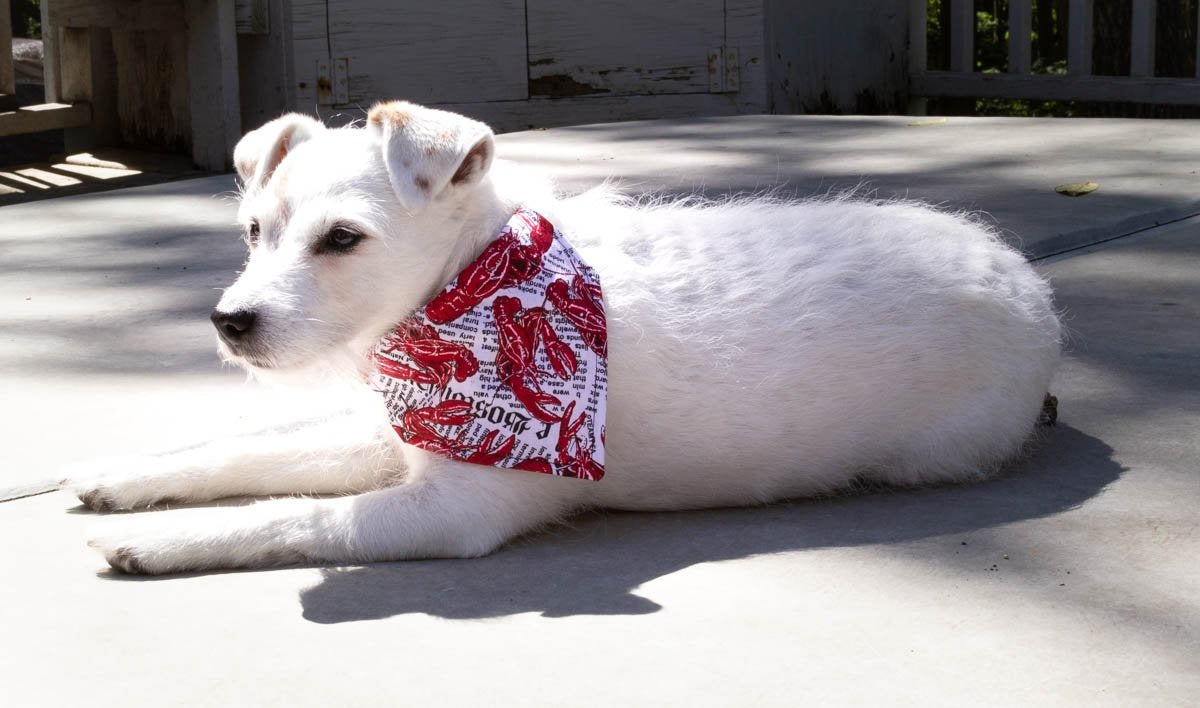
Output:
371 208 607 480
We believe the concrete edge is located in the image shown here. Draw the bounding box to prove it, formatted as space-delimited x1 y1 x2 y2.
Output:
1025 200 1200 260
1 481 60 503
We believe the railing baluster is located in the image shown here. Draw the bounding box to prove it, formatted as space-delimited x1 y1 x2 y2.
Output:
909 0 928 74
911 0 1200 107
951 0 974 72
1130 0 1156 78
1008 0 1033 74
1068 0 1094 76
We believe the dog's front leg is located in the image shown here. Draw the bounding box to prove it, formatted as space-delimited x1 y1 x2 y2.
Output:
66 411 401 511
88 450 588 574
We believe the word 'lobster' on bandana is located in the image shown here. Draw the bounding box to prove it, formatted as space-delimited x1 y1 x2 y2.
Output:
371 208 608 480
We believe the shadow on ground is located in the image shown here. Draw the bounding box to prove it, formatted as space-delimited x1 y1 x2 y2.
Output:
298 424 1119 622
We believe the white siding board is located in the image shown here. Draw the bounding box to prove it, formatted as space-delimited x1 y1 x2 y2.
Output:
527 0 724 96
290 0 527 107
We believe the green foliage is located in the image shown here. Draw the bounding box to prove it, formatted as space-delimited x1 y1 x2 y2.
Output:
11 0 41 39
927 0 1073 115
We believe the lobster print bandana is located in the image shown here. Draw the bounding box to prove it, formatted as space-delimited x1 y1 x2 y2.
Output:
371 208 608 480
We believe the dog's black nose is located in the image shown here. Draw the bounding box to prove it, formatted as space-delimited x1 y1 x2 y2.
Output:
211 309 258 343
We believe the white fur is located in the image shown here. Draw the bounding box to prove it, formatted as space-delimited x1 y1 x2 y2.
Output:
71 102 1061 574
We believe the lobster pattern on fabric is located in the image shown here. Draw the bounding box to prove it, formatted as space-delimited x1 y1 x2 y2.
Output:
371 208 608 480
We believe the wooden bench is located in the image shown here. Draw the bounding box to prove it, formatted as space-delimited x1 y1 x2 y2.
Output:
1 0 259 171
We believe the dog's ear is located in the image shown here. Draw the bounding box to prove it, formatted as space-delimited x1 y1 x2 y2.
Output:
233 113 325 190
367 101 495 214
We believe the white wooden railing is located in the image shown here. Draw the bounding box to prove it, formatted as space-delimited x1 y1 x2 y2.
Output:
910 0 1200 105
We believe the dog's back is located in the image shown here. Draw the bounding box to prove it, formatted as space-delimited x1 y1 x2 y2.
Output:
536 191 1061 509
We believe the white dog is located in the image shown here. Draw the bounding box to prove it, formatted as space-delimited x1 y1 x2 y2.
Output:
72 101 1061 574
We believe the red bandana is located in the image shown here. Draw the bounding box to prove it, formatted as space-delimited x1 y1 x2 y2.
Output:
371 209 608 480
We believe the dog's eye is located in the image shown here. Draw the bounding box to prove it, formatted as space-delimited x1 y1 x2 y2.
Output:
246 220 260 247
316 226 364 254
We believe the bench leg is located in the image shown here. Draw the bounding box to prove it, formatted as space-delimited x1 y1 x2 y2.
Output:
58 26 118 152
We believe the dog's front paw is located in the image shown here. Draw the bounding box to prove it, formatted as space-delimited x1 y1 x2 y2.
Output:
87 525 203 575
85 501 323 575
75 484 119 512
87 532 157 574
102 545 150 574
62 457 175 512
69 478 155 513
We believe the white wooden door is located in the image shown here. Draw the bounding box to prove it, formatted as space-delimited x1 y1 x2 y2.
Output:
291 0 529 108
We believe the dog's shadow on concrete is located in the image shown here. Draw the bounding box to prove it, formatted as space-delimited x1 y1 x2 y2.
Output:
299 424 1120 623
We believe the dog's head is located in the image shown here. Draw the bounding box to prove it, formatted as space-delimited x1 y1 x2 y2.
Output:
213 102 498 374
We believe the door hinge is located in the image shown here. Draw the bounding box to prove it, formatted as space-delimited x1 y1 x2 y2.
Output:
316 58 350 106
708 47 740 93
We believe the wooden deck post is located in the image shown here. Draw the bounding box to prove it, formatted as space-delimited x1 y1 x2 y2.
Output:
186 0 242 171
39 0 59 102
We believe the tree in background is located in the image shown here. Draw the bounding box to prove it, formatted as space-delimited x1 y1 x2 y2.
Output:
11 0 40 39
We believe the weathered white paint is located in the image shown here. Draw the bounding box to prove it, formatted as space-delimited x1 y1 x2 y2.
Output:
284 0 775 131
724 0 767 114
527 0 723 97
291 0 527 107
765 0 908 113
724 48 740 93
112 29 190 149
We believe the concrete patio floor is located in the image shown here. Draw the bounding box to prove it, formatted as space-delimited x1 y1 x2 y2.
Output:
1 115 1197 705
